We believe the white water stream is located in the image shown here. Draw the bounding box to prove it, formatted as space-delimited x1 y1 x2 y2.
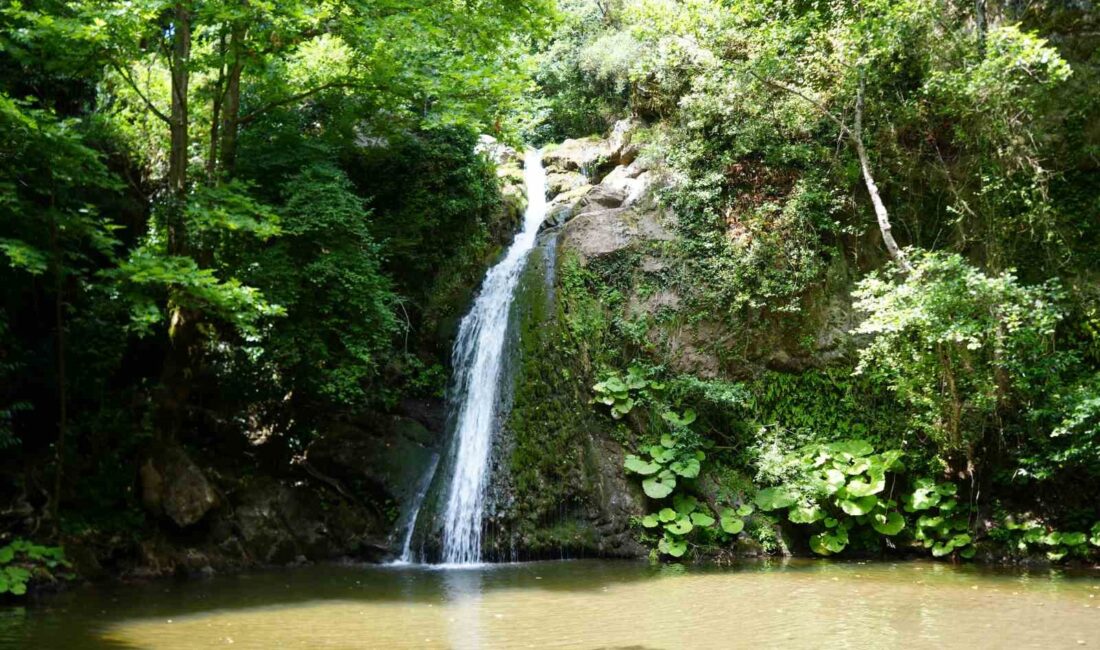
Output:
400 149 547 564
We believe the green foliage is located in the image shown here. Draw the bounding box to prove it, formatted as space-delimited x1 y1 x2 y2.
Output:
623 420 704 499
240 163 398 408
904 479 975 559
0 539 71 597
755 439 907 556
593 366 665 419
990 518 1100 562
854 251 1067 459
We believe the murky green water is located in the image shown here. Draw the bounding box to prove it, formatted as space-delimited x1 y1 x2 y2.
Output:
2 559 1098 649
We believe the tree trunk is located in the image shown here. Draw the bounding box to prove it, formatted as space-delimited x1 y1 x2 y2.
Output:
157 3 196 444
975 0 988 60
219 24 246 176
854 75 911 271
48 215 67 531
207 30 226 180
167 4 191 204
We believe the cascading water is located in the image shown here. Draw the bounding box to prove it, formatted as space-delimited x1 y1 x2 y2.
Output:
399 149 547 565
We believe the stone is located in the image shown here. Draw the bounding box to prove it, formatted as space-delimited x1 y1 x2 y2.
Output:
140 445 220 528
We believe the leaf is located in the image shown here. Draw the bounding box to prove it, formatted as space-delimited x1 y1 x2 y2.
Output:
670 457 700 478
845 473 886 497
736 504 755 517
658 535 687 558
641 514 659 528
871 511 906 536
824 469 847 490
905 483 941 511
1060 532 1086 546
839 495 878 516
959 547 977 559
935 482 958 496
666 514 693 535
788 504 824 524
809 533 832 556
690 511 715 527
0 547 13 564
830 439 873 457
754 487 797 511
660 434 676 449
0 239 48 275
931 542 954 557
649 446 675 463
719 509 745 535
624 455 660 476
658 508 677 522
661 409 697 427
672 494 698 515
879 449 905 471
643 470 676 499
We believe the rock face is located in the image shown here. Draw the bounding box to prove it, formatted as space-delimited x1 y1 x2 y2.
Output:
140 446 220 528
476 119 667 561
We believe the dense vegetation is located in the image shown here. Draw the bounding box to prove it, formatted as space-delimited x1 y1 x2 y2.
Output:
530 0 1099 561
0 0 551 585
0 0 1097 591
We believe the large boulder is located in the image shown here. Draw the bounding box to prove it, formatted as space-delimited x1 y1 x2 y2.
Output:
140 445 220 528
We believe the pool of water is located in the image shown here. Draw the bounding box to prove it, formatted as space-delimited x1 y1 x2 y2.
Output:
2 559 1098 648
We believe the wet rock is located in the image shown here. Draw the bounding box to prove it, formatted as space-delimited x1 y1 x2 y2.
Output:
476 134 519 166
542 136 607 175
307 413 441 514
140 445 220 528
574 184 627 216
562 205 673 262
546 171 589 197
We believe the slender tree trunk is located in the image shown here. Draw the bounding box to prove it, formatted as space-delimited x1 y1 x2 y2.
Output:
219 23 246 176
207 30 226 180
975 0 988 60
48 215 67 530
157 3 196 444
167 4 191 204
854 74 911 271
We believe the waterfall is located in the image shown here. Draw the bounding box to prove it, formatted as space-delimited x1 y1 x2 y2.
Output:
399 149 547 564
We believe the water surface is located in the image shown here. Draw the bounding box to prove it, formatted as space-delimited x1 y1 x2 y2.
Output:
3 559 1098 649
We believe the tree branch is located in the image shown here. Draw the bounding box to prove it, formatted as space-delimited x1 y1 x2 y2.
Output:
110 60 172 125
747 66 911 271
747 69 851 136
237 81 357 126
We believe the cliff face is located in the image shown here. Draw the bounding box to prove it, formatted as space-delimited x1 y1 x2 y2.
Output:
479 120 877 560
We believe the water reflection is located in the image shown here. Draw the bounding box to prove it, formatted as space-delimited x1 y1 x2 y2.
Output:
1 559 1096 649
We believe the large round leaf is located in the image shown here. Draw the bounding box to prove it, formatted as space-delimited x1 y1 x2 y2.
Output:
666 514 693 535
809 533 832 556
658 507 677 522
754 487 797 511
690 511 716 527
641 514 660 528
871 511 905 536
839 495 878 516
846 473 886 497
788 504 824 524
720 509 745 534
830 439 874 457
670 457 700 478
643 470 676 499
673 494 698 515
624 455 660 476
658 535 687 558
